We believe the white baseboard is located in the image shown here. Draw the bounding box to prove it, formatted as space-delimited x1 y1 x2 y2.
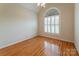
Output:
0 34 37 49
39 34 74 43
74 40 79 54
0 33 74 49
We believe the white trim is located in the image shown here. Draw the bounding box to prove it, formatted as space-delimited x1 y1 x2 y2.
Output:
0 34 37 49
38 33 74 43
74 40 79 54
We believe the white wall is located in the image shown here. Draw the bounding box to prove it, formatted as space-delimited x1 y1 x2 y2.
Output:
0 4 37 48
74 4 79 53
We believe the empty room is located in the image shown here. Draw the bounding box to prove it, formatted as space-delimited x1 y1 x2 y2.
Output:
0 3 79 56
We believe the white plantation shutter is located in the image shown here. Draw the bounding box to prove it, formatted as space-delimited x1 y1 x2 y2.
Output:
44 15 59 33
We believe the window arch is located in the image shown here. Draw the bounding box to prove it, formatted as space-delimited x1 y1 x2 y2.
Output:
44 8 60 33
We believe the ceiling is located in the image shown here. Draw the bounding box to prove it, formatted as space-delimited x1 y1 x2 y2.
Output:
20 3 40 13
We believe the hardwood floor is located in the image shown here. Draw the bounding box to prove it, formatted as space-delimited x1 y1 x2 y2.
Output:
0 36 78 56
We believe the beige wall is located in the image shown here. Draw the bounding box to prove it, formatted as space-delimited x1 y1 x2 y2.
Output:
38 3 74 42
0 4 37 48
74 4 79 53
0 3 75 48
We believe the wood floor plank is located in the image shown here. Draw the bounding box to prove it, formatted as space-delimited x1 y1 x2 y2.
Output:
0 36 78 56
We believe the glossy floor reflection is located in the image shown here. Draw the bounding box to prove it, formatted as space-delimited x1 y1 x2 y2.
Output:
0 36 78 56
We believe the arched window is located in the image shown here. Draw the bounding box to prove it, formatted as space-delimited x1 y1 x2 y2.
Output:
44 8 60 33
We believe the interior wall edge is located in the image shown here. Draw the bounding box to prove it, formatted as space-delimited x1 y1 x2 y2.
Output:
74 3 79 54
